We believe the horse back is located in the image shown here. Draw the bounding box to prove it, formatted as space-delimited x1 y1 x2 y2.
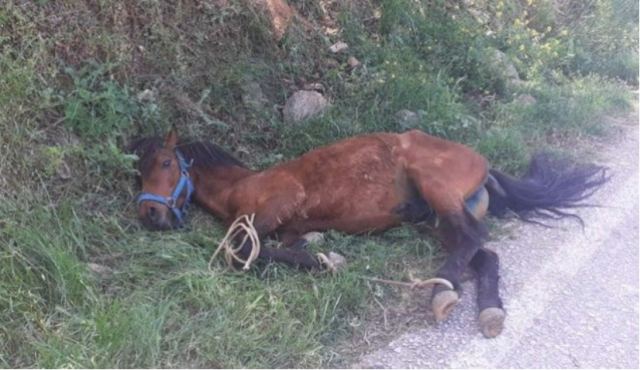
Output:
283 134 406 229
278 130 487 228
226 130 488 236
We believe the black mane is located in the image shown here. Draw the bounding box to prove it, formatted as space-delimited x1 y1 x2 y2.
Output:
178 141 246 169
129 136 246 176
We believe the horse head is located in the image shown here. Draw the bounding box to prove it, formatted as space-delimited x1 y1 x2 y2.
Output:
130 129 194 230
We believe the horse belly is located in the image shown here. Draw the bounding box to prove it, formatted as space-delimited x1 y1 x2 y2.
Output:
300 181 405 234
282 133 409 234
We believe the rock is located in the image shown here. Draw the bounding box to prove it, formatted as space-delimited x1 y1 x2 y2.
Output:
326 58 340 68
241 81 269 112
253 0 294 40
136 88 156 102
88 263 113 277
329 41 349 53
303 82 325 93
515 93 537 106
283 90 329 124
483 48 523 91
347 56 361 69
302 231 325 245
56 160 71 180
490 49 520 80
394 109 420 130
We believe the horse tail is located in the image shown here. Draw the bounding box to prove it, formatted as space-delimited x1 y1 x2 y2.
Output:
485 153 609 225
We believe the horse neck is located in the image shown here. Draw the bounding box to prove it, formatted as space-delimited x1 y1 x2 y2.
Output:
190 164 254 220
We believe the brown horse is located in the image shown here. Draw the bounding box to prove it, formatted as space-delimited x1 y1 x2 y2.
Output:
130 128 607 338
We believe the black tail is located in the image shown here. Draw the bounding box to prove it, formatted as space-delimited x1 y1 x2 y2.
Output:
486 153 609 225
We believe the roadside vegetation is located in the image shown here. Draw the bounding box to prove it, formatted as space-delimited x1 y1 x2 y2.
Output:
0 0 637 367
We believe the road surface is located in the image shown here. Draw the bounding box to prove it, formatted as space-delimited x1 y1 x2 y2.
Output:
354 111 639 368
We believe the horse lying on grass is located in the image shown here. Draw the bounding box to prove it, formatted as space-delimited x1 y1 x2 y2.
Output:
130 128 607 338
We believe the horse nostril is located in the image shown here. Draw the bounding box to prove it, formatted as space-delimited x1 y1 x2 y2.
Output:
148 206 158 220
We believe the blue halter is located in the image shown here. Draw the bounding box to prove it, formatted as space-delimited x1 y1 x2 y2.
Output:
137 150 195 226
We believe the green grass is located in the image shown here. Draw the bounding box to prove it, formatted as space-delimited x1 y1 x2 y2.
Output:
0 0 636 367
0 193 441 367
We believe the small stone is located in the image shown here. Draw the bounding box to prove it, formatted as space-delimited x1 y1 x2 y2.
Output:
516 93 536 106
88 263 113 277
241 81 269 112
395 109 421 130
347 56 361 68
254 0 294 40
283 90 329 124
56 160 71 180
328 251 347 270
303 82 325 92
326 58 340 68
482 48 523 92
302 231 325 245
137 89 156 102
329 41 349 53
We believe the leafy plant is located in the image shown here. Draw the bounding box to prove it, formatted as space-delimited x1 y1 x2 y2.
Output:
63 62 139 140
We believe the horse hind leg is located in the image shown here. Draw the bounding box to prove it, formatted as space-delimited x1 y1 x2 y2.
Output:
470 247 505 338
431 208 487 322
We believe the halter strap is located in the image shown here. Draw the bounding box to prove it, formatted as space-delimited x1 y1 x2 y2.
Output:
136 150 194 226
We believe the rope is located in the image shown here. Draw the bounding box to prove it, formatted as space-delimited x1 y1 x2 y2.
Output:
208 214 261 271
362 274 454 290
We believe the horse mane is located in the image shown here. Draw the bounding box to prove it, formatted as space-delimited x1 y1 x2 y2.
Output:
128 136 246 176
178 140 246 169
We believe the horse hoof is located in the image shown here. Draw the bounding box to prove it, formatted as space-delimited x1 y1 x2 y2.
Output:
432 289 459 322
316 251 347 273
303 231 325 245
478 307 506 338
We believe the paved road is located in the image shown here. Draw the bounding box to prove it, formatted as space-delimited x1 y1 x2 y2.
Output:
354 112 639 368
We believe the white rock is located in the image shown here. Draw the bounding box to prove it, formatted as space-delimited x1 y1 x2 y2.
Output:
329 41 349 53
347 56 361 68
283 90 329 124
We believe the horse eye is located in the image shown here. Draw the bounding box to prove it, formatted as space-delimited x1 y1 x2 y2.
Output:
162 159 171 168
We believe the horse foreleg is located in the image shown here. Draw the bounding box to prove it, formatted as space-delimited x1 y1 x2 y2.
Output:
222 200 324 270
248 242 320 270
281 232 346 272
469 247 505 338
229 233 321 270
230 218 321 270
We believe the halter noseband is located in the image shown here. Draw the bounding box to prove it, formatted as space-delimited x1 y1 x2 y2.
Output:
137 150 194 226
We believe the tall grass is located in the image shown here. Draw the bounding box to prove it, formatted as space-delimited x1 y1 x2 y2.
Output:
0 191 440 367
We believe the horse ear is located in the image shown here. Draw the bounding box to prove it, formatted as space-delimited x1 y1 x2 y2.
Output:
164 127 178 149
127 137 145 155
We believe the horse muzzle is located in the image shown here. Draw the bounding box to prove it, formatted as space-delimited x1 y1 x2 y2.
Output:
139 202 178 230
